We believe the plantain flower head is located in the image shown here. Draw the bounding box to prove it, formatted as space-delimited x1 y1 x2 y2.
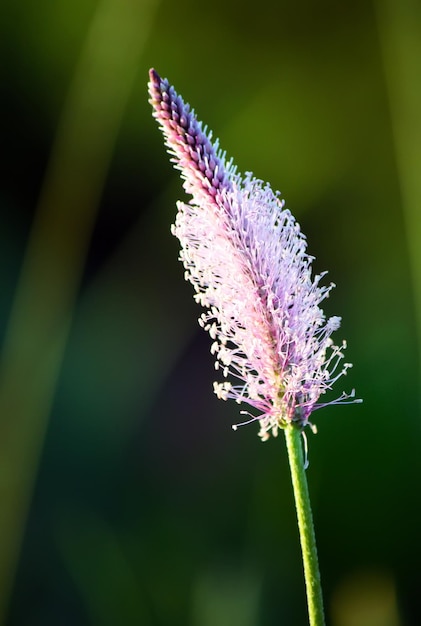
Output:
148 68 359 441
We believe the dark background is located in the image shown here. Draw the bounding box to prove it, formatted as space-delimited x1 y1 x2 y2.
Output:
1 0 420 624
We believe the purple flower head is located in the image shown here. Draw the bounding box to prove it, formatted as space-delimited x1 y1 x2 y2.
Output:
148 68 359 441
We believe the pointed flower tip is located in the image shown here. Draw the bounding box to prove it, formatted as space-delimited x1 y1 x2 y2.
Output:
148 67 160 86
148 68 234 202
149 70 360 441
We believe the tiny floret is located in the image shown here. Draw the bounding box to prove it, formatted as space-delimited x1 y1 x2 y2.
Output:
148 68 359 440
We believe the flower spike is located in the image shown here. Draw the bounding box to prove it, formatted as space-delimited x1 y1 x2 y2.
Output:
149 68 360 441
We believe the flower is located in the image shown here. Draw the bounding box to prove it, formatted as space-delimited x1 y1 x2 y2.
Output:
148 68 359 441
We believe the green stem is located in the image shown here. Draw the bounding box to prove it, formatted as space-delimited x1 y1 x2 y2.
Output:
284 423 326 626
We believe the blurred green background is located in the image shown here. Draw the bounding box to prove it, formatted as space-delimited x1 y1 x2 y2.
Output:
1 0 420 624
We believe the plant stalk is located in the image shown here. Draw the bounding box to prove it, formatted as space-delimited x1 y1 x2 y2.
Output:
284 423 325 626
